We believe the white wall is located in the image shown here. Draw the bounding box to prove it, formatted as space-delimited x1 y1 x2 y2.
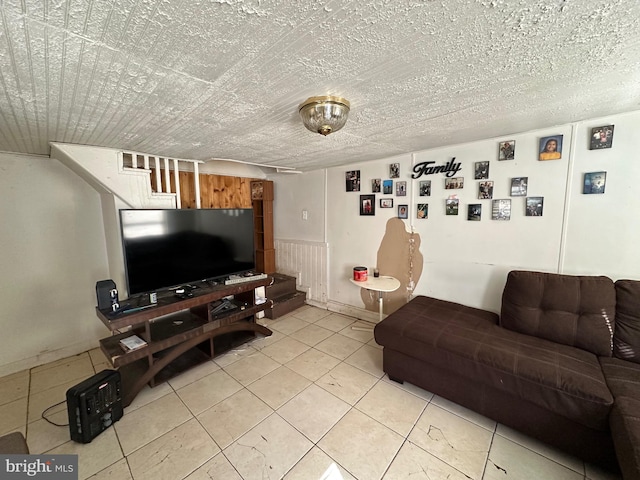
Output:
273 110 640 316
0 152 111 376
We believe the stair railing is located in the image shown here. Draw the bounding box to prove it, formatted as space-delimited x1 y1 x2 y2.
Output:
119 150 204 209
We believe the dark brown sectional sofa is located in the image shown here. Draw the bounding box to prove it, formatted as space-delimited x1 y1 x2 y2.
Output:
374 270 640 478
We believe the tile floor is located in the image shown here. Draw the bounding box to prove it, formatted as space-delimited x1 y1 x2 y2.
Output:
0 305 623 480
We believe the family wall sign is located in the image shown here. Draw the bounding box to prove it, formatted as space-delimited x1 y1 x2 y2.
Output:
411 157 462 179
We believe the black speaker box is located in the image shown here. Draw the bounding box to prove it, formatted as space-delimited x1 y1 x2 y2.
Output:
96 279 119 311
66 369 123 444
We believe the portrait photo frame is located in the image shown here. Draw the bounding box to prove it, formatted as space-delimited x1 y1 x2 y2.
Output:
360 194 376 215
589 125 614 150
498 140 515 160
397 204 409 219
539 135 563 161
346 170 361 191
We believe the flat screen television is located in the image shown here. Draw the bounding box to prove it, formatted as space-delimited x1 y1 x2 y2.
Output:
119 208 255 295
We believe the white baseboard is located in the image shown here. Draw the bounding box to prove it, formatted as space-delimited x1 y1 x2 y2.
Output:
326 300 380 324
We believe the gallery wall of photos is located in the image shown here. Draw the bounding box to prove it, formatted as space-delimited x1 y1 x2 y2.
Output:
345 124 613 221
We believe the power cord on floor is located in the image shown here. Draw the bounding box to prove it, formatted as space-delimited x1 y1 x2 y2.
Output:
41 400 69 427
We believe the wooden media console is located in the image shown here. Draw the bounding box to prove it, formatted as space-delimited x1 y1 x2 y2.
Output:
96 277 273 407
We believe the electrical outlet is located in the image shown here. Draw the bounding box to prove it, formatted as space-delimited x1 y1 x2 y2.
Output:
302 209 308 220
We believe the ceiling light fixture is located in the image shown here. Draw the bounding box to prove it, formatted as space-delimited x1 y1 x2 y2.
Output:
299 96 350 136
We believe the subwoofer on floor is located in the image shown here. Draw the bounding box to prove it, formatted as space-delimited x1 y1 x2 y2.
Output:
66 369 123 444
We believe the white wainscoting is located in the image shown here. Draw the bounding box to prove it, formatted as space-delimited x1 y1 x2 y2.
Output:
275 239 328 306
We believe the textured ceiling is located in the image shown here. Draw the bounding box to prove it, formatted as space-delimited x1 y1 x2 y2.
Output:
1 1 639 172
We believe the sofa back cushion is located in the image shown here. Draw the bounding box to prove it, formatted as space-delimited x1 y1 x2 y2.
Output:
500 270 615 356
614 280 640 364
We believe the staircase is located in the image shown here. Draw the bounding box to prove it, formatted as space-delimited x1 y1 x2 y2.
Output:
266 273 307 319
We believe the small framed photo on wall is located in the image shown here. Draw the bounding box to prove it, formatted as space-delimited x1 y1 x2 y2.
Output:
390 163 400 178
583 172 606 194
498 140 515 160
383 179 393 194
446 198 459 215
590 125 614 150
398 204 408 219
526 197 544 216
360 195 376 215
474 161 490 179
445 177 464 189
380 198 393 208
419 180 431 196
468 204 482 221
539 135 563 161
492 199 511 220
511 177 528 196
478 181 494 199
417 204 428 219
396 181 407 196
346 170 361 191
372 179 381 193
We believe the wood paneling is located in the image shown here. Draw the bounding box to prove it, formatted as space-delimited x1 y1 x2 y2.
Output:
150 169 254 209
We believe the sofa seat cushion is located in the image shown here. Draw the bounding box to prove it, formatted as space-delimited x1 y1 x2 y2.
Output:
375 295 613 431
600 356 640 398
500 271 616 356
609 396 640 480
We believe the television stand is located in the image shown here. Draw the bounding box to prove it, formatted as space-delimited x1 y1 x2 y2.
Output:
96 276 273 407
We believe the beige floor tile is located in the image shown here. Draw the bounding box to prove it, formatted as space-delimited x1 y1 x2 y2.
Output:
176 369 243 415
127 418 220 480
247 366 311 409
184 452 243 480
383 441 471 480
259 336 310 364
213 344 259 368
87 458 133 480
315 333 364 360
339 324 375 343
30 355 95 395
224 413 314 480
290 306 333 323
27 379 83 424
47 427 123 480
284 446 356 480
316 362 378 405
289 323 334 347
431 395 497 432
409 404 493 479
124 382 174 413
278 384 350 443
344 343 385 377
87 348 109 368
485 434 584 480
315 313 357 332
269 316 310 335
26 416 71 454
167 359 220 391
223 350 280 386
285 348 341 382
0 369 29 405
115 392 192 455
247 330 286 351
30 352 90 374
197 388 273 449
0 396 27 435
495 424 584 474
356 380 427 437
318 409 404 480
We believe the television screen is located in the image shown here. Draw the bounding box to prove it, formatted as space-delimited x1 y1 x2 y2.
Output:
119 208 255 295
